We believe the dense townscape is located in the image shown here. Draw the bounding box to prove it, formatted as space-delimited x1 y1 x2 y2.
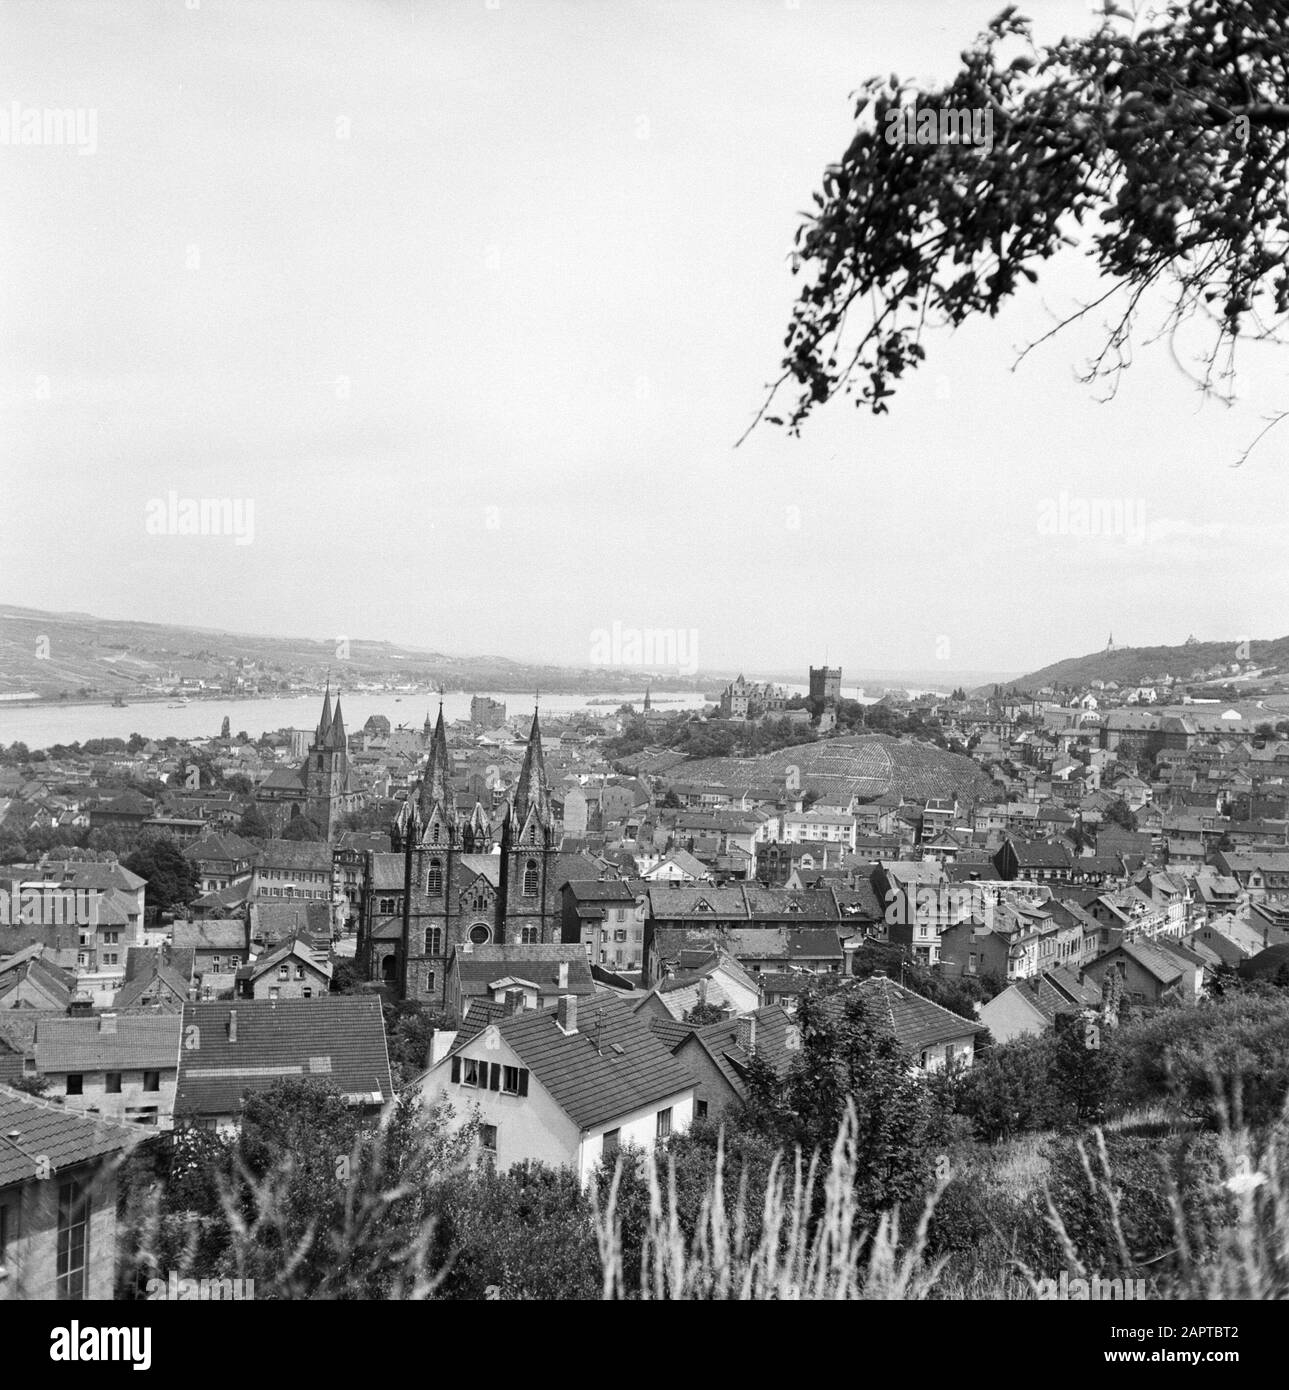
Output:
2 645 1289 1301
6 0 1289 1340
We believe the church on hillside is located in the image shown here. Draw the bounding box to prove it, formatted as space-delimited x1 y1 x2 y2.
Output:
358 704 568 1006
254 686 365 840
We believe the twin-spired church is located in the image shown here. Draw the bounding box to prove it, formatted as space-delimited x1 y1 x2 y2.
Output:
359 703 571 1006
253 686 364 838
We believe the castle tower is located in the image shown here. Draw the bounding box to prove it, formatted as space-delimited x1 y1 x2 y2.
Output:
809 664 842 707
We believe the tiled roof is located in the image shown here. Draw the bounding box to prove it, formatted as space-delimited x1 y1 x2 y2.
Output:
835 977 985 1052
112 962 191 1009
369 852 405 891
183 832 256 864
250 901 331 942
647 1016 696 1051
172 920 248 952
193 881 252 913
566 879 636 903
684 1004 798 1099
252 839 333 872
0 956 76 1010
453 944 595 997
0 1084 139 1188
34 1014 183 1073
1119 940 1185 984
174 998 392 1118
452 995 694 1131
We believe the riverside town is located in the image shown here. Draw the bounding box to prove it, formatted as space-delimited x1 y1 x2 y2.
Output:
0 0 1283 1356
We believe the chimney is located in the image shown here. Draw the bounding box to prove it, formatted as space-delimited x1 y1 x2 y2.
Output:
556 994 578 1033
228 1009 237 1043
736 1014 757 1055
504 988 524 1016
99 1013 117 1034
557 960 569 990
698 978 708 1008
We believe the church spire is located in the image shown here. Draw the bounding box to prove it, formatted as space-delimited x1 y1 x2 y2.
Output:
325 694 347 751
417 699 456 829
316 680 333 746
512 704 552 832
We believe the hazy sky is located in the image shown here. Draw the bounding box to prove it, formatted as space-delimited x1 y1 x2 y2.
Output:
3 0 1288 680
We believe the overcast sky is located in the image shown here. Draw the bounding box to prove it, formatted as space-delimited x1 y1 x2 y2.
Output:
3 0 1288 681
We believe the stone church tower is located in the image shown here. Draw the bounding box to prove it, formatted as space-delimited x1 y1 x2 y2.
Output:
390 703 561 1006
304 685 355 839
497 707 559 945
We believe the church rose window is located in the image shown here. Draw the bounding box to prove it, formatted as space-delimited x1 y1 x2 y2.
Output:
469 923 491 945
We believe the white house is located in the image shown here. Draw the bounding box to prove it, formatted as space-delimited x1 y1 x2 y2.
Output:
418 993 696 1185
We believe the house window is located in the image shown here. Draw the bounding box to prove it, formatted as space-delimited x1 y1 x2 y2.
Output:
461 1057 481 1087
520 925 538 944
479 1124 498 1155
57 1179 90 1300
144 1071 160 1092
523 859 538 897
278 965 289 980
295 964 305 980
378 896 396 914
269 988 279 1001
428 860 443 894
656 1108 672 1139
424 926 442 956
696 1100 708 1120
425 970 436 992
502 1065 522 1094
106 1073 122 1094
603 1128 620 1158
66 1074 83 1097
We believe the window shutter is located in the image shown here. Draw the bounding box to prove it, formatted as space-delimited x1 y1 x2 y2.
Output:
489 1063 500 1091
451 1056 460 1084
517 1068 529 1097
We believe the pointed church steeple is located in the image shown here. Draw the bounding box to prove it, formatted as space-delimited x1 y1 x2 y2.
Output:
316 681 333 746
512 705 552 836
325 694 347 751
417 699 456 834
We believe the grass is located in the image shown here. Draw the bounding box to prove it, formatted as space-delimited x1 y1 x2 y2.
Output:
592 1102 1289 1300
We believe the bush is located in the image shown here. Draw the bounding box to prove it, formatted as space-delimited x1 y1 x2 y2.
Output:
1112 990 1289 1129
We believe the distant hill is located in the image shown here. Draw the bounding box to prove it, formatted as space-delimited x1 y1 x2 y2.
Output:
0 604 701 700
660 734 995 805
975 637 1289 696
